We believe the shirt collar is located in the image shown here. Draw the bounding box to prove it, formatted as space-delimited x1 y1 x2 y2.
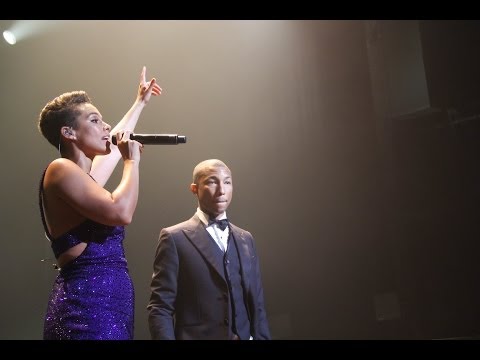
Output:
196 207 227 226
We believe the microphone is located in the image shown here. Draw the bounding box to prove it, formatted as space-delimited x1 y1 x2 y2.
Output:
111 133 187 145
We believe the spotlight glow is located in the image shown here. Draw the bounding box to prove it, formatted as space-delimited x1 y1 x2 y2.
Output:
2 20 68 45
3 30 16 45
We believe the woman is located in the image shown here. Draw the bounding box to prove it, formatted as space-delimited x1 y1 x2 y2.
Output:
38 66 161 340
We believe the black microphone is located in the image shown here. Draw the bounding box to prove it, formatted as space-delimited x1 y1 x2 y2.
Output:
111 133 187 145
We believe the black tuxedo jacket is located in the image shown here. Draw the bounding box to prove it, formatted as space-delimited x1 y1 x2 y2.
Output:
147 214 271 340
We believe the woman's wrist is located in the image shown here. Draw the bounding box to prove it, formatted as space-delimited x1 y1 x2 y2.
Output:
133 98 147 109
123 159 139 166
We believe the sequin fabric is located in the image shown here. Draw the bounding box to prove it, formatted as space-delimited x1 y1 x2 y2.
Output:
43 224 134 340
39 169 134 340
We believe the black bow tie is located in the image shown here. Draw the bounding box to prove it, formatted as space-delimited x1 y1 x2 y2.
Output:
208 218 229 231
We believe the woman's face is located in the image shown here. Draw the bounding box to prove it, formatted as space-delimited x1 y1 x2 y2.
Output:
71 103 112 158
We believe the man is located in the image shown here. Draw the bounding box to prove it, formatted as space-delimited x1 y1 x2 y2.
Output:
147 159 271 340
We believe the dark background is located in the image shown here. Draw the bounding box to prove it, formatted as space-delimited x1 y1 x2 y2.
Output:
1 20 479 340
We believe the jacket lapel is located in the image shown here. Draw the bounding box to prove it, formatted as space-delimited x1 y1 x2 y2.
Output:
184 219 226 282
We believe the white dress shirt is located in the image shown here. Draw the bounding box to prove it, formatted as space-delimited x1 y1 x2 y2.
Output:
196 208 229 252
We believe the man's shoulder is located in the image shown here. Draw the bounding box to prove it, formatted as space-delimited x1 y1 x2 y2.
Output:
162 216 198 234
230 222 253 238
163 220 189 231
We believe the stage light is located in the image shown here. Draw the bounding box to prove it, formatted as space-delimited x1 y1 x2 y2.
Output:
3 30 16 45
2 20 68 45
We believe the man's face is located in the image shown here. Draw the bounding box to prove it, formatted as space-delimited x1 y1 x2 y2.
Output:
191 165 233 218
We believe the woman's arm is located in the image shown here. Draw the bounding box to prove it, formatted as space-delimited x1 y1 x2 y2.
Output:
46 131 143 227
90 66 162 186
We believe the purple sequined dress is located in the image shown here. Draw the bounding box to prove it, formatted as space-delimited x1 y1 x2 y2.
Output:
39 169 134 340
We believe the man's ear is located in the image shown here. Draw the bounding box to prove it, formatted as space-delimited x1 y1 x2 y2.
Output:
190 183 198 195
